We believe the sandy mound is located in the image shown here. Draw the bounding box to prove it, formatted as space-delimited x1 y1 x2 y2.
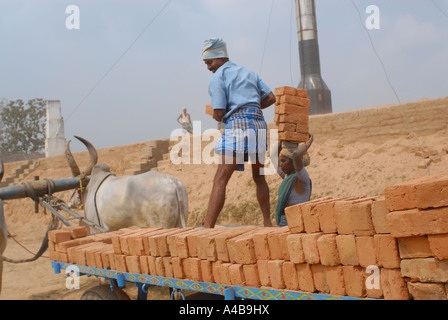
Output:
0 97 447 300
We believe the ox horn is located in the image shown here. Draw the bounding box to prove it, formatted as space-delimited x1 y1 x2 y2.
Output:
65 136 98 177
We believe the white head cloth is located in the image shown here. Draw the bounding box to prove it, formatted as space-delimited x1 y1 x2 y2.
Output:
202 38 229 60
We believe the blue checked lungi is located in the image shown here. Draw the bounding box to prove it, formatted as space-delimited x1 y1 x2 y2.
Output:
214 107 267 169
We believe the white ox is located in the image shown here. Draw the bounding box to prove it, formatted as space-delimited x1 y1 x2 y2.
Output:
66 137 188 231
0 161 7 294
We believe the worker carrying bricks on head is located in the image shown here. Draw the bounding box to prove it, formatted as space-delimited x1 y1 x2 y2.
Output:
202 38 276 228
274 134 313 227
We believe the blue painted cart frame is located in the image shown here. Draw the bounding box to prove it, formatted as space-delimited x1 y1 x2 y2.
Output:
52 261 370 300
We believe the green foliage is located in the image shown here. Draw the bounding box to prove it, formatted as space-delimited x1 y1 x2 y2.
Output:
0 98 46 153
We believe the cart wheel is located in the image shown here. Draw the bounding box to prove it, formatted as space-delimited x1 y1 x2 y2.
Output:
81 285 131 300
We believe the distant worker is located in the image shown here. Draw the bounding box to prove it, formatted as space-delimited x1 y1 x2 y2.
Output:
274 134 313 227
202 38 276 228
177 106 193 134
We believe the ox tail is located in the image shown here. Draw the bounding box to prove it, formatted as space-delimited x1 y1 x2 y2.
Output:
172 178 188 228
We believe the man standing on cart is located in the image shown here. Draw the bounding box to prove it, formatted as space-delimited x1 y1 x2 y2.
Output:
201 38 276 228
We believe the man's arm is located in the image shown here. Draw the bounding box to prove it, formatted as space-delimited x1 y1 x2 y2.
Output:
260 92 276 109
213 109 226 122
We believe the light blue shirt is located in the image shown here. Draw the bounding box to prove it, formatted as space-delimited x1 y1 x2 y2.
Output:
208 61 272 122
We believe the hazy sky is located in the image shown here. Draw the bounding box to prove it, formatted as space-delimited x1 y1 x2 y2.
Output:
1 0 447 152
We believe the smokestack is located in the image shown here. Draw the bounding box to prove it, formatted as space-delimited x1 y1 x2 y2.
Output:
295 0 332 115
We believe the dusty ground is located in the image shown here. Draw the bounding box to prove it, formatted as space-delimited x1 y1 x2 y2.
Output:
0 97 447 300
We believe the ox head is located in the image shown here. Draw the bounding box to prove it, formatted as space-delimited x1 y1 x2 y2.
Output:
65 136 98 178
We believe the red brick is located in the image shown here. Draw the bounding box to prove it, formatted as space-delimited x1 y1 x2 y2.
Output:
171 257 185 279
371 197 390 234
397 236 432 259
197 229 226 260
414 173 448 209
126 256 141 274
175 228 206 259
278 132 310 143
364 266 383 299
350 200 376 236
227 229 262 263
342 266 366 298
212 261 222 284
428 234 448 259
325 266 346 296
374 234 401 268
187 229 218 258
278 122 297 133
277 96 310 108
229 264 246 286
282 261 300 291
219 263 232 285
99 248 114 270
315 202 338 234
120 229 155 255
296 263 315 293
275 86 305 97
243 264 261 288
67 226 90 239
380 268 410 300
284 204 305 233
355 236 377 268
257 260 271 287
151 228 192 257
251 227 281 260
200 260 214 283
302 232 323 264
267 260 285 289
215 227 258 262
387 207 448 237
400 258 448 282
336 235 360 266
147 256 157 276
49 230 71 243
155 257 165 277
114 255 127 273
301 202 321 234
317 234 340 266
189 258 202 281
168 228 199 257
311 264 330 293
383 174 448 212
407 282 447 300
334 201 354 235
267 227 290 260
286 234 306 264
140 256 149 275
163 257 173 278
278 232 291 261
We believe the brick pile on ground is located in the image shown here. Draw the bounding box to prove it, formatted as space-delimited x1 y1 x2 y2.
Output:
48 173 448 300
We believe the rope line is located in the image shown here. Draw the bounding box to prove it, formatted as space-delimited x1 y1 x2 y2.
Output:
350 0 431 176
65 0 173 122
431 0 448 20
260 0 275 77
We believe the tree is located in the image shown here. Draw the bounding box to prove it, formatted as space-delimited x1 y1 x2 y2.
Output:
0 98 46 153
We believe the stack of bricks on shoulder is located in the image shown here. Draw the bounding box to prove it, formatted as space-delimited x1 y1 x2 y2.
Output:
49 170 448 300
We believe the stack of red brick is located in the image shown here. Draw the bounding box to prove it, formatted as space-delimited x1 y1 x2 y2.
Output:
384 172 448 300
274 86 310 144
48 172 448 300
